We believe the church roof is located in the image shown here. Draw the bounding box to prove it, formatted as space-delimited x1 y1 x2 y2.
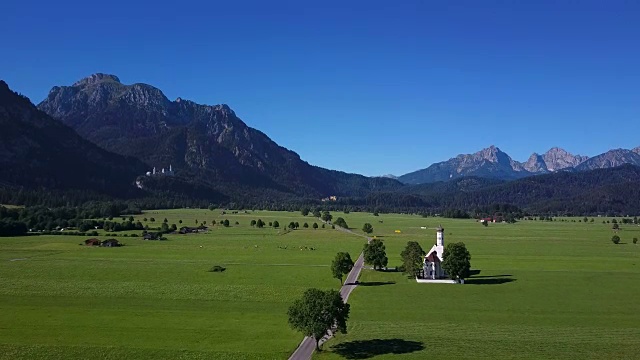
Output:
425 244 444 262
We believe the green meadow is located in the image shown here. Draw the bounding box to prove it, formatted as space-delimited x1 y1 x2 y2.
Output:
316 213 640 360
1 210 639 359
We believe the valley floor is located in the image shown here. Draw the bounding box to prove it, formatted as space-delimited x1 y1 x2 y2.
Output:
1 211 639 359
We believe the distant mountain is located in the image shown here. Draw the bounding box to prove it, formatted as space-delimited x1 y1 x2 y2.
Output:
398 145 636 184
541 147 588 171
398 146 530 184
39 74 402 198
364 164 640 215
575 149 640 171
0 80 146 196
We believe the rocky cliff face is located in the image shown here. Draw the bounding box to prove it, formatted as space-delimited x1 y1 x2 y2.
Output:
0 80 146 195
575 149 640 171
38 74 401 197
541 147 588 171
523 153 548 173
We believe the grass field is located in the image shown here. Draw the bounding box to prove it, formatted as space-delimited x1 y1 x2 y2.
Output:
0 210 363 359
1 210 639 359
313 213 640 360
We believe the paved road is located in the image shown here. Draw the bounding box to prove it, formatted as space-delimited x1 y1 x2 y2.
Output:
288 222 371 360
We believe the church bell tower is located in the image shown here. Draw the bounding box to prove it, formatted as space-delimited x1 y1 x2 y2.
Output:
436 225 444 247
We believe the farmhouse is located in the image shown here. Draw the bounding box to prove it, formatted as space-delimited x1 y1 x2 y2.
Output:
101 239 121 247
423 226 446 279
84 238 101 246
179 225 208 234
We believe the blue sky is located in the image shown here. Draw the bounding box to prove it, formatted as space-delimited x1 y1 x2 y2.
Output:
2 0 639 176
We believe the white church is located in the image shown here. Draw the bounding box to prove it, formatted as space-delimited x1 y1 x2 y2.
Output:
423 225 446 279
418 226 458 284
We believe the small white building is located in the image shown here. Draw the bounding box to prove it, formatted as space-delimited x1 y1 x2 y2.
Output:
423 226 446 279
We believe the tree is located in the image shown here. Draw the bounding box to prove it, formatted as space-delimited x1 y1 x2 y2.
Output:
312 222 318 229
143 217 148 222
256 219 265 228
287 288 350 351
149 217 155 222
179 219 182 224
128 216 134 222
212 220 216 225
400 241 425 277
163 218 168 223
294 221 300 229
633 237 638 244
442 242 471 281
334 217 348 228
223 219 230 227
300 207 310 216
362 223 373 234
612 235 621 244
312 209 321 218
583 217 588 223
250 219 257 227
613 223 620 230
160 223 169 233
273 220 280 228
170 224 177 231
303 222 309 228
331 252 354 284
321 211 333 222
288 222 296 230
363 239 388 270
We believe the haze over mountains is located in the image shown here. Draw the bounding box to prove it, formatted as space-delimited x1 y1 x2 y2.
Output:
398 145 640 184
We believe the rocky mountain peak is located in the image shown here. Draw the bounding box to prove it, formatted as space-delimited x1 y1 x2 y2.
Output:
633 146 640 155
523 152 548 172
72 73 121 87
473 145 502 162
542 147 587 171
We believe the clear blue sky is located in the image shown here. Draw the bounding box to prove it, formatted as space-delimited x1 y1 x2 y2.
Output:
2 0 639 176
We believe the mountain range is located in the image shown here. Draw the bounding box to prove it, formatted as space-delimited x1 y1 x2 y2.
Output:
0 80 146 197
2 73 640 214
398 145 640 184
37 74 401 199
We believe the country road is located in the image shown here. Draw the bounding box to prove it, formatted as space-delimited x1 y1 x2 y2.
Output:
288 221 371 360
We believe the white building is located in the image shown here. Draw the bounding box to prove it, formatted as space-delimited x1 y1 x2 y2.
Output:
423 226 446 279
147 165 174 177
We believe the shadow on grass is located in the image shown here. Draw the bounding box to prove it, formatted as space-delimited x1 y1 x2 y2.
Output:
465 277 515 285
472 274 512 279
469 269 481 276
356 281 395 286
331 338 425 359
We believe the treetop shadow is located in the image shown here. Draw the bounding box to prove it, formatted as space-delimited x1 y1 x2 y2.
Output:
355 281 395 287
331 338 425 359
465 277 515 285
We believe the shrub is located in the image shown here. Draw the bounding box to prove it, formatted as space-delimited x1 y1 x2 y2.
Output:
611 235 621 244
633 237 638 244
209 265 226 272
